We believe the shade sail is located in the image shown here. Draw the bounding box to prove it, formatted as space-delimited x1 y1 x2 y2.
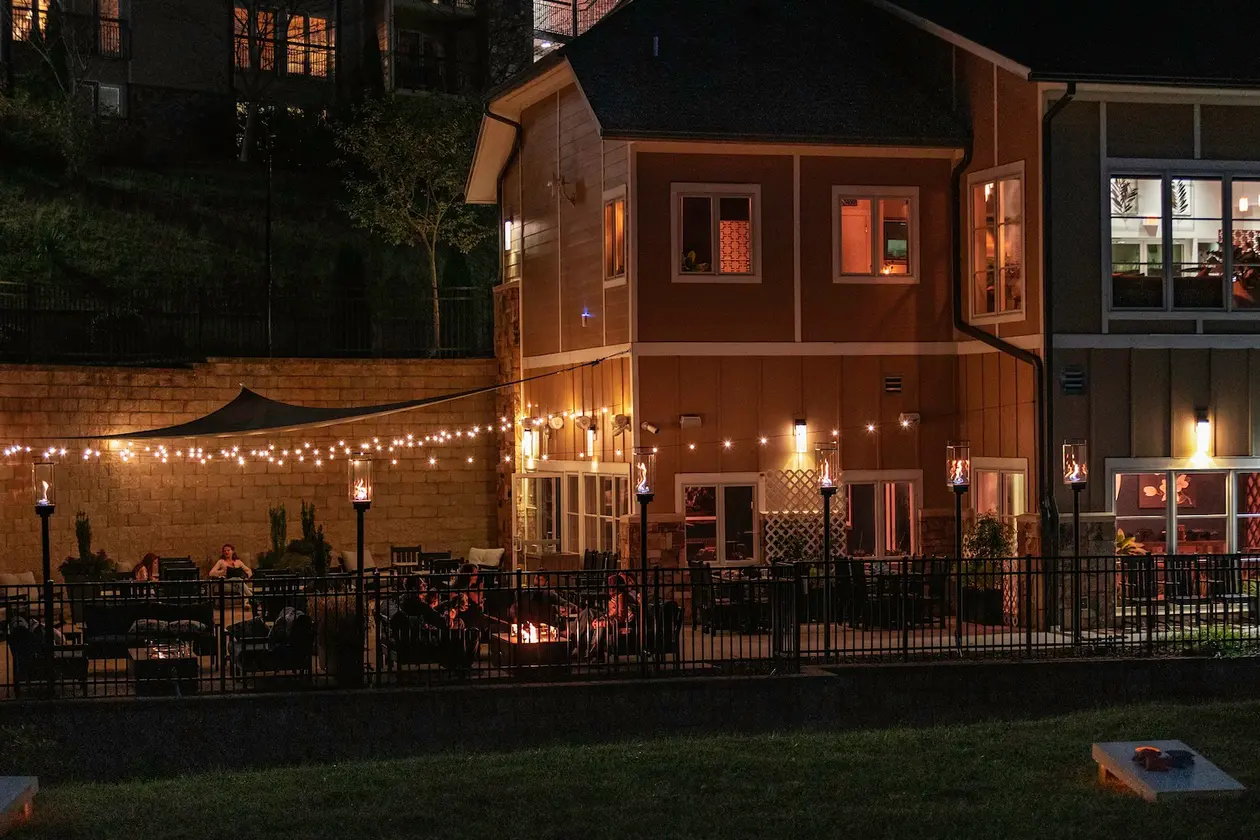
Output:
65 352 628 441
83 385 501 440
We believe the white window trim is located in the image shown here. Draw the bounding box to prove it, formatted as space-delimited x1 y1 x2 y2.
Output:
1103 161 1260 321
676 472 764 563
831 185 920 285
840 469 922 559
94 82 126 118
603 185 628 289
967 161 1026 324
1105 457 1259 554
670 182 762 284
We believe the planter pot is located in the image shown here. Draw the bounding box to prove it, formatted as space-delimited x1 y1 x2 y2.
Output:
313 594 364 688
961 587 1004 626
61 575 100 625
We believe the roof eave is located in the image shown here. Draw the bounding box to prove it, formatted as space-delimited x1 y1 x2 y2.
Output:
601 129 968 149
1031 70 1260 92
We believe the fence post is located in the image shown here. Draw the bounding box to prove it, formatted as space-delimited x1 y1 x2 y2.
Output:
793 562 802 673
1145 557 1156 656
1024 554 1033 656
218 579 227 693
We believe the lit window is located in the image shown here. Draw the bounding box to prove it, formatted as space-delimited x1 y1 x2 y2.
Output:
287 14 332 77
1108 174 1237 312
684 483 757 563
1115 471 1228 555
98 0 124 57
11 0 50 41
96 84 124 118
846 480 916 558
970 169 1024 316
834 188 917 280
234 7 276 71
973 468 1025 534
603 194 626 280
673 185 760 281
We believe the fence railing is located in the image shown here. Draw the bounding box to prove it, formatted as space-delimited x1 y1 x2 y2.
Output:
3 555 1258 701
533 0 620 38
0 282 494 363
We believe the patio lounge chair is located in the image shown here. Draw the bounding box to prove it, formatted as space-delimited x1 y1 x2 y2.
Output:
227 607 314 680
4 616 88 697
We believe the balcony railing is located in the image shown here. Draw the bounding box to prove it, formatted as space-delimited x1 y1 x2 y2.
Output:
533 0 619 39
97 16 128 59
0 282 494 363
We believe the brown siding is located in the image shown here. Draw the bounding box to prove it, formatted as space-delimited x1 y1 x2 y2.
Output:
1130 350 1170 457
637 354 963 514
798 156 954 342
634 153 795 342
519 357 632 464
520 93 561 357
603 138 631 346
557 86 604 353
1107 103 1195 159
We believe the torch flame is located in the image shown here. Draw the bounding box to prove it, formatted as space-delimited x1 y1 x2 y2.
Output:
948 459 968 486
352 478 368 501
38 480 50 505
820 459 834 488
636 461 650 494
1065 458 1086 484
510 622 553 643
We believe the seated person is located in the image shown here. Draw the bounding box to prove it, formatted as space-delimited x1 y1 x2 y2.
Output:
510 573 578 629
576 573 638 662
209 544 252 580
132 552 160 582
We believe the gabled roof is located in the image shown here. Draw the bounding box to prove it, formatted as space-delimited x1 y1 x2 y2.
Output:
559 0 968 147
874 0 1260 88
468 0 968 202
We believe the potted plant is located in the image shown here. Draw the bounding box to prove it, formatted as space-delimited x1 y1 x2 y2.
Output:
59 512 117 622
960 510 1013 625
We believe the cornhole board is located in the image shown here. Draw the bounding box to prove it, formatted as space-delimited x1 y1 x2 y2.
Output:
1093 741 1244 802
0 777 37 835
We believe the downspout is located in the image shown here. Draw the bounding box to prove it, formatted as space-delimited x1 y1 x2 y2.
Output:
1040 82 1076 559
951 142 1049 553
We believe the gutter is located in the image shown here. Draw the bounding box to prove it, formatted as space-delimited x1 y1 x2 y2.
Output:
484 107 523 280
950 142 1049 552
1040 82 1075 559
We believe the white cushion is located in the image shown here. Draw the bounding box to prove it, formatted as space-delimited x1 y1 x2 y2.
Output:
468 547 505 567
0 572 36 587
341 549 376 572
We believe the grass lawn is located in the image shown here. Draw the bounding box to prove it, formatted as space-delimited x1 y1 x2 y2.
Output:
15 701 1260 840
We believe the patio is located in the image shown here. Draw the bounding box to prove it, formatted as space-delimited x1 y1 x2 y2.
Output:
3 554 1256 701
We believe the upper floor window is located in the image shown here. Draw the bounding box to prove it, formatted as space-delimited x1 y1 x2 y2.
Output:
833 186 918 283
603 187 626 283
11 0 50 41
1107 172 1259 312
969 164 1025 319
671 184 761 283
234 7 277 71
287 14 332 77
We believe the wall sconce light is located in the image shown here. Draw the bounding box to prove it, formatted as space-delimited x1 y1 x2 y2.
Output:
585 420 597 457
1195 408 1212 458
898 412 920 429
945 440 971 489
521 428 539 470
503 219 513 251
793 418 808 455
1241 197 1251 214
1062 439 1088 486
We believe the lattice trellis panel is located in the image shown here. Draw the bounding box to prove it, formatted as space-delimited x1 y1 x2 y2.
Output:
761 469 847 562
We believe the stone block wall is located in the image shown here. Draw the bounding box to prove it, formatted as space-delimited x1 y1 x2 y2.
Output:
0 358 501 577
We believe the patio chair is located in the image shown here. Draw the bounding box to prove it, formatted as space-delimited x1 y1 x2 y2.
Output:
688 563 740 633
4 616 88 697
227 607 314 680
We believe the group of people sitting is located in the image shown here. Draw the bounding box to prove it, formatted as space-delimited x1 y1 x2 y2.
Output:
129 545 253 583
380 567 643 668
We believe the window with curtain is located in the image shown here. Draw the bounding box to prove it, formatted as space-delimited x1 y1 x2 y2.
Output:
674 186 759 280
604 194 626 280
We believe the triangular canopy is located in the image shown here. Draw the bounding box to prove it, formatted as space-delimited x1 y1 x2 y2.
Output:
85 385 500 440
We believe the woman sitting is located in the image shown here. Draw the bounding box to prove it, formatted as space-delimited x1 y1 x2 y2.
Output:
583 572 638 662
208 544 252 580
132 552 159 582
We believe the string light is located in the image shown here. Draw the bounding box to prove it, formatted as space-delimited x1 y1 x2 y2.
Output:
866 423 876 433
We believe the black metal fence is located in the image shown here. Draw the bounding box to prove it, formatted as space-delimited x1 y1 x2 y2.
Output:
2 554 1258 701
0 282 493 363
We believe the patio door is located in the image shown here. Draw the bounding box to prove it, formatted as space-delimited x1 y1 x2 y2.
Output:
514 474 560 565
683 483 757 564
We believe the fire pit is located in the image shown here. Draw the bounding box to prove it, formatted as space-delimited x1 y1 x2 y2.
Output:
490 622 569 674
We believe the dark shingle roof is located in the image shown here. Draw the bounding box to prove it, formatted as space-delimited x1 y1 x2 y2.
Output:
552 0 967 147
881 0 1260 88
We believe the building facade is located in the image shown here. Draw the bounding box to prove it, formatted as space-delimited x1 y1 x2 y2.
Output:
469 0 1041 569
